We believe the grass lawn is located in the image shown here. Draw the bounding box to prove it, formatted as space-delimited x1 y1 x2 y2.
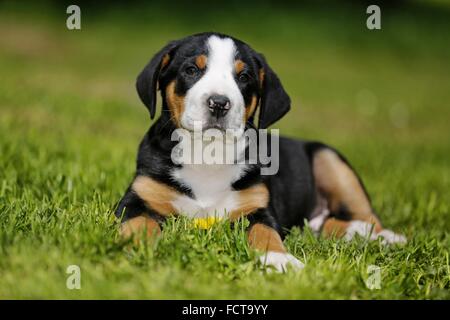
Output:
0 2 449 299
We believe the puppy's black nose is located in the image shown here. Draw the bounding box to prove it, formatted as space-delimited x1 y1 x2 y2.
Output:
207 95 231 118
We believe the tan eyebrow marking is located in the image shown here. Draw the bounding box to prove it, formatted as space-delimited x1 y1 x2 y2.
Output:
235 59 245 74
195 54 207 69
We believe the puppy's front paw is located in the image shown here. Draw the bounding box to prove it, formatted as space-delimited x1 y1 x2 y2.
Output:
259 251 304 273
344 220 378 241
377 229 407 245
343 221 407 245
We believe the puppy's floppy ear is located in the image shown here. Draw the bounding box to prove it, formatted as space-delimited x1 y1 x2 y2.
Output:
136 40 180 119
254 53 291 129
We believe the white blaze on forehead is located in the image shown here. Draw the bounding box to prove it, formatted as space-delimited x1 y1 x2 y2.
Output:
206 36 236 78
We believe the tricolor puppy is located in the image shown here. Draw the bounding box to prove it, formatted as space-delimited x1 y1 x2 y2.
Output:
116 32 406 272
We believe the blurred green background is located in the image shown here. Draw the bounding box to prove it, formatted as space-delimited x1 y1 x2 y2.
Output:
0 0 449 299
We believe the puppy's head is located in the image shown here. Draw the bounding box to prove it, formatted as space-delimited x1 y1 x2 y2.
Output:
136 33 290 134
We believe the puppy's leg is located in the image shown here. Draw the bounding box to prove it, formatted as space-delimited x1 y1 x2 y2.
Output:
246 210 304 272
116 182 167 244
321 218 406 244
312 147 406 244
121 215 161 244
229 185 303 272
248 223 304 272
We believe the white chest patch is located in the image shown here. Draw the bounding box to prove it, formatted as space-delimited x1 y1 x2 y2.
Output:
171 163 247 218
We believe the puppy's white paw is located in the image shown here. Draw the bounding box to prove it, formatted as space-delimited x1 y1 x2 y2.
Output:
377 229 407 245
344 221 378 241
259 251 304 273
344 220 407 245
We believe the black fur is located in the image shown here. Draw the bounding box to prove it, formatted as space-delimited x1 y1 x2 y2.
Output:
136 40 181 119
253 53 291 129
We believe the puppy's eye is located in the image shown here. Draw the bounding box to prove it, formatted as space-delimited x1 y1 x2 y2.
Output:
238 73 250 83
185 66 199 76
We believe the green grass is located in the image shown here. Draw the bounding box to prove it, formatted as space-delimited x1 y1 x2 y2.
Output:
0 2 449 299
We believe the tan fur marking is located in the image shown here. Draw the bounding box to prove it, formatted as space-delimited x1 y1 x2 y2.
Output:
156 54 171 91
244 95 258 122
132 176 179 216
321 217 351 238
120 215 161 243
165 81 185 127
313 149 382 232
258 69 265 89
235 59 245 74
161 54 170 69
322 217 382 238
248 223 286 253
229 184 269 221
195 54 207 69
